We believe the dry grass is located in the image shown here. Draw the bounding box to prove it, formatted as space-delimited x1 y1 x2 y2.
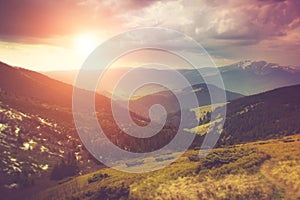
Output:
154 174 277 200
32 134 300 200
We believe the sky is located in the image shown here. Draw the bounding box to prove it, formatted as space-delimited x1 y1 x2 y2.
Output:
0 0 300 71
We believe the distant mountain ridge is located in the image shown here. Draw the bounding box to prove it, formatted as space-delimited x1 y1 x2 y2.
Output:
0 61 80 107
220 60 300 74
217 60 300 95
1 60 300 199
42 60 300 97
128 83 243 119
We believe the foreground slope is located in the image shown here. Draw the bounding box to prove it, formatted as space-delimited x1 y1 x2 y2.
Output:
33 84 300 200
0 62 112 199
2 60 300 199
34 134 300 200
0 61 180 199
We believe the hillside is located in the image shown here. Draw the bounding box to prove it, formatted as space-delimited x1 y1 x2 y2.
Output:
0 61 185 199
0 93 105 199
0 62 73 107
23 80 300 200
218 84 300 146
0 62 112 199
181 84 300 147
0 61 156 153
2 60 300 199
3 61 300 154
33 134 300 200
128 83 243 119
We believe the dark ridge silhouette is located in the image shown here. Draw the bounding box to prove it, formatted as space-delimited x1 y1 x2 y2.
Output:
218 84 300 146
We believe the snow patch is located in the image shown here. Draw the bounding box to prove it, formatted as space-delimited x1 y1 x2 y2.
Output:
40 145 49 153
4 183 18 189
0 123 8 131
5 110 22 120
39 164 48 170
21 139 37 151
38 117 56 127
15 127 20 136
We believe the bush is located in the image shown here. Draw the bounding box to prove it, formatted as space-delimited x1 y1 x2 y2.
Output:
196 148 270 177
50 153 79 180
188 155 200 162
88 173 109 184
95 183 130 200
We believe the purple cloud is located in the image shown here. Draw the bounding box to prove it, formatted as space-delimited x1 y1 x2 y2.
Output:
0 0 159 42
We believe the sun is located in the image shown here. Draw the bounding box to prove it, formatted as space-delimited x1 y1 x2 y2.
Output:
74 34 99 55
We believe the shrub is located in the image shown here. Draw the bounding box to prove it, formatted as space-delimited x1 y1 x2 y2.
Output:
196 148 270 177
50 153 79 180
95 183 130 200
188 155 200 162
88 173 109 184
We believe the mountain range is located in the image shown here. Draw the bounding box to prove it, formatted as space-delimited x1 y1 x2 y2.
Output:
43 60 300 97
1 60 300 199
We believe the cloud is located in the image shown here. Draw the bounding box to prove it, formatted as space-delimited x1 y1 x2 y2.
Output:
3 0 299 46
1 0 300 66
0 0 159 42
0 0 82 39
123 0 300 43
118 0 300 65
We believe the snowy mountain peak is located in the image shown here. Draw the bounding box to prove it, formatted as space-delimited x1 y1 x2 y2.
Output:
221 60 300 74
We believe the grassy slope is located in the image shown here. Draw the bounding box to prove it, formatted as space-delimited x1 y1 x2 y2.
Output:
33 134 300 200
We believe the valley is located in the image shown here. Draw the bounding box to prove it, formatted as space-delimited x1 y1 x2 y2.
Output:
1 60 300 199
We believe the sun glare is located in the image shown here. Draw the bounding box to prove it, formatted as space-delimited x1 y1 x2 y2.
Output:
74 34 99 55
